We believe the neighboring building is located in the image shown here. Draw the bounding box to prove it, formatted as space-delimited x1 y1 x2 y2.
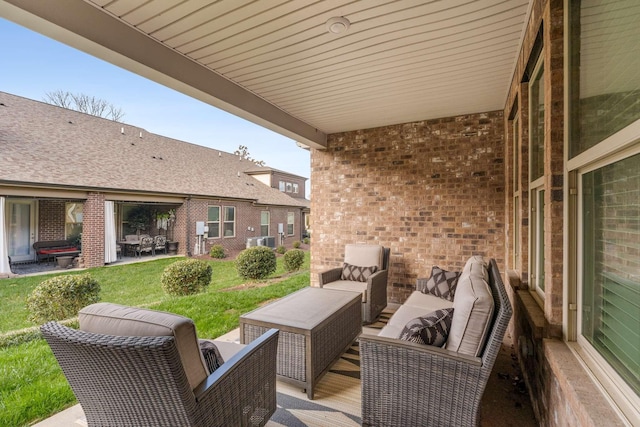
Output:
245 167 310 236
0 91 309 269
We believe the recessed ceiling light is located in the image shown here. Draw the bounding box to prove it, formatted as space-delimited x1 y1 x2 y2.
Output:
326 16 350 34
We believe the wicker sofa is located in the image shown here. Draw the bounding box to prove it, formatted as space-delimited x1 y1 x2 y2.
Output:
41 303 279 427
359 256 512 427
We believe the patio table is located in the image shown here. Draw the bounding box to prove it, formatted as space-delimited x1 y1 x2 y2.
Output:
239 287 362 399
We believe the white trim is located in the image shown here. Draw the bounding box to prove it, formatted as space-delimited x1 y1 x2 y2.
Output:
567 118 640 172
575 147 640 424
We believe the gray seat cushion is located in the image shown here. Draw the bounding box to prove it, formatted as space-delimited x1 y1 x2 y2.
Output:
79 302 209 390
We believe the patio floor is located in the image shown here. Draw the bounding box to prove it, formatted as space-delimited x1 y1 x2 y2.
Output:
8 253 179 277
33 307 537 427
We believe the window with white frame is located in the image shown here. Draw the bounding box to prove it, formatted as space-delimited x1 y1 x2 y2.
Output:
529 55 545 299
223 206 235 237
207 206 220 238
260 211 270 236
287 212 294 236
286 182 292 193
279 181 285 191
570 0 640 418
293 183 299 194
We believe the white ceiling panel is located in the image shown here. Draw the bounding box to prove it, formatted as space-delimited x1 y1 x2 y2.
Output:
1 0 533 147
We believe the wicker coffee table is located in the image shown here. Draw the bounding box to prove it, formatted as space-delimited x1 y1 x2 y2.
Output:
240 287 362 399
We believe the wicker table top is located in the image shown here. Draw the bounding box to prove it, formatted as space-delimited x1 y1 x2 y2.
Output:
241 287 361 331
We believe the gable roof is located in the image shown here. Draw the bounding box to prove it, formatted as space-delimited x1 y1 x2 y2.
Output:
0 91 307 208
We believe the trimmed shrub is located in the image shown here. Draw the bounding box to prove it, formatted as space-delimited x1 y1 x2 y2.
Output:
161 259 212 296
292 240 301 249
26 273 100 324
303 237 310 245
236 246 277 280
276 245 287 254
283 249 305 272
209 244 225 259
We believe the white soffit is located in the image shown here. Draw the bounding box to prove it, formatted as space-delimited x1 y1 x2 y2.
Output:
1 0 532 145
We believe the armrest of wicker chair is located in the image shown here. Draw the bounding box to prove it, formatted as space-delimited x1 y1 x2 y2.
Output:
318 267 342 286
193 328 279 426
360 333 483 427
365 269 389 323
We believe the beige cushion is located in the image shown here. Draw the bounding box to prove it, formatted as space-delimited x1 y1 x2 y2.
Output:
323 280 368 303
79 302 208 390
379 292 452 339
445 256 494 357
344 244 384 269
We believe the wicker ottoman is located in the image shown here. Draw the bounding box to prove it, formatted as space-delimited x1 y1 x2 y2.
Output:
240 287 362 399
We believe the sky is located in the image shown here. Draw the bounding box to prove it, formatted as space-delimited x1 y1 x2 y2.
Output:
0 18 311 196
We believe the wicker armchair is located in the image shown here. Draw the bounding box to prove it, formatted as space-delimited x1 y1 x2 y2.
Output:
359 259 512 427
318 244 390 324
41 303 279 427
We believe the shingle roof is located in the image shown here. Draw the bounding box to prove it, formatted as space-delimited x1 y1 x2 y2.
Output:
0 92 307 207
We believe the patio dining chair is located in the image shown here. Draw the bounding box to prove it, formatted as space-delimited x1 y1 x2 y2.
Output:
41 303 279 427
135 235 154 257
153 235 167 255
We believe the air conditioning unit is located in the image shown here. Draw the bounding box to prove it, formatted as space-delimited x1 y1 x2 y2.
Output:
263 236 276 248
246 237 259 248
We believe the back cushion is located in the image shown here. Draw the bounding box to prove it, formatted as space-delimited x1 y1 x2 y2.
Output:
445 256 494 357
79 302 208 390
344 244 383 269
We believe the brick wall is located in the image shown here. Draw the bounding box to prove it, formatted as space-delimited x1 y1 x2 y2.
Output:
82 192 105 268
186 198 302 255
38 200 66 241
310 111 505 303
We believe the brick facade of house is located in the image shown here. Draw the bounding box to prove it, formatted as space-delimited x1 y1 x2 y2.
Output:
36 196 303 266
501 0 627 425
310 111 505 303
187 198 302 255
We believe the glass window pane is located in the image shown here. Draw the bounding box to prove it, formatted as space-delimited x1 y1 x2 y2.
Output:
208 206 219 222
530 63 545 180
224 207 235 221
65 202 83 240
261 211 269 236
207 206 220 238
571 0 640 157
287 212 294 235
223 223 234 237
581 153 640 395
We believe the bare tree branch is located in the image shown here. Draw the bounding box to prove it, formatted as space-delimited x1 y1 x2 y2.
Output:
234 144 265 166
43 90 125 122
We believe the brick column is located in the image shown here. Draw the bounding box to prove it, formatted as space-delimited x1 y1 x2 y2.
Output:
82 192 105 268
174 201 188 256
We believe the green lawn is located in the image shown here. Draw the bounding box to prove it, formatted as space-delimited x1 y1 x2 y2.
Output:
0 252 310 427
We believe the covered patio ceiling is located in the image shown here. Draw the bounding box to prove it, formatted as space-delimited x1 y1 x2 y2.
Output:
1 0 532 149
